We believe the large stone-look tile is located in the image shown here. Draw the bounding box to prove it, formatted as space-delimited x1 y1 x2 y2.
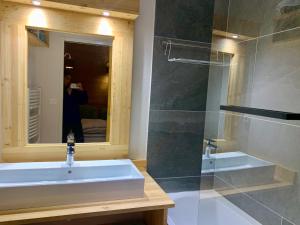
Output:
147 110 205 178
215 165 276 188
225 192 282 225
227 0 266 38
244 116 300 225
282 218 296 225
227 39 257 107
154 0 214 42
227 0 300 38
156 176 201 193
246 185 300 225
213 0 230 31
222 113 300 224
262 0 300 37
247 118 300 174
147 0 215 196
150 37 211 111
250 27 300 112
216 2 300 225
204 111 224 141
221 112 251 151
157 175 215 193
200 175 214 190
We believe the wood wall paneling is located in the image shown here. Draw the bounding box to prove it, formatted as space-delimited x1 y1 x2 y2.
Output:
0 1 134 161
0 23 28 148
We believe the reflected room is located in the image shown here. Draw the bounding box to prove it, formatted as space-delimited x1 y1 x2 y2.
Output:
27 29 111 144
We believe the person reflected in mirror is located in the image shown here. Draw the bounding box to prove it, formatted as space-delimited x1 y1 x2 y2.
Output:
63 71 88 143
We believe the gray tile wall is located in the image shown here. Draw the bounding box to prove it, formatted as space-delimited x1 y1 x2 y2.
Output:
216 0 300 224
147 0 215 192
227 0 300 39
154 0 215 42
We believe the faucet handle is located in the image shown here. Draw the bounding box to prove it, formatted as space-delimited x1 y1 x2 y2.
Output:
204 138 216 144
67 132 75 146
204 138 217 148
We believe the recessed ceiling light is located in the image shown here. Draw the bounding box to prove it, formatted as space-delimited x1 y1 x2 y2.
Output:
103 11 110 17
32 0 41 6
232 34 239 39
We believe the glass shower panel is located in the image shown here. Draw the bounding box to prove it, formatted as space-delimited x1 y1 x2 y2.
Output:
214 111 300 225
211 0 300 223
201 52 232 185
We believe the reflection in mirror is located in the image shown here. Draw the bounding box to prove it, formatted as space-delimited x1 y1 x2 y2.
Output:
27 29 112 144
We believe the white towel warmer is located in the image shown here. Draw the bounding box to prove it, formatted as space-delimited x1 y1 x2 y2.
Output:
28 88 41 143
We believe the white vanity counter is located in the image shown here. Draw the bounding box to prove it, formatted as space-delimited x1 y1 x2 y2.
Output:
0 160 145 210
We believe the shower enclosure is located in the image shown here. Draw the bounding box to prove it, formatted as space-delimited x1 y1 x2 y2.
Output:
165 0 300 225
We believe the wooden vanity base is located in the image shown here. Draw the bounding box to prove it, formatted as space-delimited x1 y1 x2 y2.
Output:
0 172 174 225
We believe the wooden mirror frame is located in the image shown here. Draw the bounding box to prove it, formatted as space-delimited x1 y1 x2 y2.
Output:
0 1 135 162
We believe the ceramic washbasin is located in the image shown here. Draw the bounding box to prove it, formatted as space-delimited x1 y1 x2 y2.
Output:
0 159 145 210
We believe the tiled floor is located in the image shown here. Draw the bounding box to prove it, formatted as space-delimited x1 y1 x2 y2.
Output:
168 190 262 225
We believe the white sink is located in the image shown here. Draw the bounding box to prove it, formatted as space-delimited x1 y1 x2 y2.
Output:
0 159 145 210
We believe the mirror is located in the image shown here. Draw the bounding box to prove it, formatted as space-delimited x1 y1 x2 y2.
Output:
27 29 112 144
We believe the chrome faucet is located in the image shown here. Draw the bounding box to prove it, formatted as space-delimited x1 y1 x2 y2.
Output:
66 132 75 167
204 139 217 158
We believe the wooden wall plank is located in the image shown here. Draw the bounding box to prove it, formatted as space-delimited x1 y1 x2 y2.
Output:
2 144 128 162
47 0 140 14
4 0 139 20
0 22 13 147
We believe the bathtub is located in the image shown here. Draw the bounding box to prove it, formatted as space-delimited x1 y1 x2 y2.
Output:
202 152 274 174
168 190 262 225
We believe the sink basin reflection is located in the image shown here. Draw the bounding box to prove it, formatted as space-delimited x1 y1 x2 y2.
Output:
0 159 145 210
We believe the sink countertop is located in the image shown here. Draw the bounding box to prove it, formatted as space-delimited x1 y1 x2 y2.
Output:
0 171 175 225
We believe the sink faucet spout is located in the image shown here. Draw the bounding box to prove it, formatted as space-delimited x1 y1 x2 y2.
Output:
66 132 75 167
204 139 217 158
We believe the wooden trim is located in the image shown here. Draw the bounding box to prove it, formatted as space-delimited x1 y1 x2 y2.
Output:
144 209 168 225
28 31 49 47
46 0 139 14
213 29 252 41
106 47 113 142
4 0 139 20
0 2 134 161
2 144 129 162
132 160 147 171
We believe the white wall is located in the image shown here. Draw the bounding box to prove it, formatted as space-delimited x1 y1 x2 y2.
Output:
29 32 112 143
29 32 64 143
129 0 156 159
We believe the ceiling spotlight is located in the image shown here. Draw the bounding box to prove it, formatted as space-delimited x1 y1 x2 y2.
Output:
103 11 110 17
232 34 239 39
32 0 41 6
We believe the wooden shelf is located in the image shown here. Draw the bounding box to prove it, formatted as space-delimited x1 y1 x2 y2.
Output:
220 105 300 120
28 32 49 48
